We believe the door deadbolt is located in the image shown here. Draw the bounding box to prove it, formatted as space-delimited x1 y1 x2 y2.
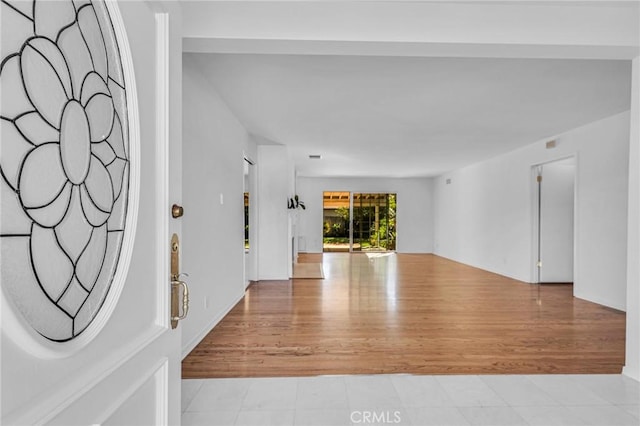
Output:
172 204 184 218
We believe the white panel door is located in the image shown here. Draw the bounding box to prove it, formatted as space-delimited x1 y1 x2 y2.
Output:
539 159 575 283
1 1 183 424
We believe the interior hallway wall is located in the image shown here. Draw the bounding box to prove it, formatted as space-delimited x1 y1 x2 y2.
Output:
434 111 630 311
296 177 434 253
257 145 291 279
181 53 255 357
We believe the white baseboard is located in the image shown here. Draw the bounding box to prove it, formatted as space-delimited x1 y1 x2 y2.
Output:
181 293 244 360
622 366 640 382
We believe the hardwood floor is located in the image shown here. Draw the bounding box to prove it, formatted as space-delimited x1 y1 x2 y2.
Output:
182 253 625 378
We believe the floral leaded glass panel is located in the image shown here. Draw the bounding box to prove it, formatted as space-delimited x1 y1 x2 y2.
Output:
1 0 131 342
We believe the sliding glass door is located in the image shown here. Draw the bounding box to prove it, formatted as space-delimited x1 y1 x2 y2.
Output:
323 192 396 252
353 193 396 252
322 192 351 252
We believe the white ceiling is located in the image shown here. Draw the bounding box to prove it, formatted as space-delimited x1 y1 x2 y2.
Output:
189 53 630 177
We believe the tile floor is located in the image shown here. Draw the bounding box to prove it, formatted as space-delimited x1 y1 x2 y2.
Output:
182 374 639 426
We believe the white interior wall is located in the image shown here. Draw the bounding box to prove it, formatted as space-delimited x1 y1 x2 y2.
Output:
625 57 639 381
296 177 434 254
182 2 639 60
257 145 291 279
539 159 575 283
181 54 254 357
434 111 629 311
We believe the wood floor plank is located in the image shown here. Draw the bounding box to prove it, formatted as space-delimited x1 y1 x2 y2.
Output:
182 253 625 378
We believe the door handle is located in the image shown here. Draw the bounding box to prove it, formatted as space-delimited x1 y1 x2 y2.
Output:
170 233 189 329
171 279 189 323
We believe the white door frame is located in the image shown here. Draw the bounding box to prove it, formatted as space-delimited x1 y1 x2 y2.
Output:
530 154 578 286
243 154 257 287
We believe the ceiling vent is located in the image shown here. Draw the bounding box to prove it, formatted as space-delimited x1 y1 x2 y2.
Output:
309 154 322 159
